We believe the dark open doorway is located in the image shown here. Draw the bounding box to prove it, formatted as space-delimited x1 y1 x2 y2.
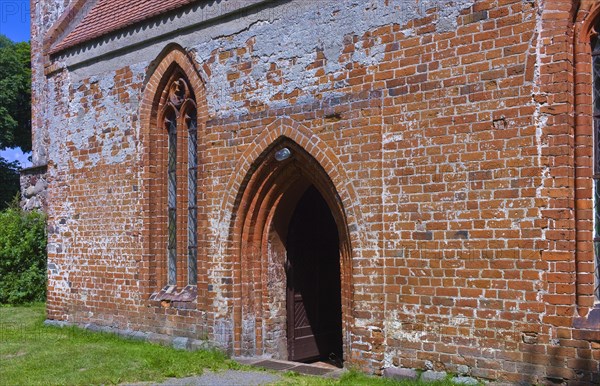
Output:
286 185 343 366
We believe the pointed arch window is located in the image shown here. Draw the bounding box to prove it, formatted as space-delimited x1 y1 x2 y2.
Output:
143 49 207 306
160 75 198 288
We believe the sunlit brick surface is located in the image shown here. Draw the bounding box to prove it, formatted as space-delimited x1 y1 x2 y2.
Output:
30 0 600 383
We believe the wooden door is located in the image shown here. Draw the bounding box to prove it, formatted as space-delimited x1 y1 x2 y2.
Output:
286 186 342 363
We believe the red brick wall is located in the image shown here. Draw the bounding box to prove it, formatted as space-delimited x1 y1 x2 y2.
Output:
39 0 600 383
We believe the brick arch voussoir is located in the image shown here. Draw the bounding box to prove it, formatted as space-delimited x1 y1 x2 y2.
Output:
219 118 365 254
140 47 207 137
577 0 600 41
139 47 208 188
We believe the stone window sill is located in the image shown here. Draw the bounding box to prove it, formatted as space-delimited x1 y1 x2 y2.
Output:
573 305 600 341
150 285 197 309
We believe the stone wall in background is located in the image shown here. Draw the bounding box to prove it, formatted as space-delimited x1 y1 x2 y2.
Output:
20 165 48 211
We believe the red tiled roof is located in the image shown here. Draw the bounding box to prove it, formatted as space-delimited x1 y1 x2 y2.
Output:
50 0 198 54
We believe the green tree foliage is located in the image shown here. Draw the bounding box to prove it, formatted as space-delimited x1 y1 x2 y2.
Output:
0 35 31 209
0 157 20 209
0 201 47 304
0 35 31 152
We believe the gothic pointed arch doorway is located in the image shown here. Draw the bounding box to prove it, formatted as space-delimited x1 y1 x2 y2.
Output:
230 137 351 366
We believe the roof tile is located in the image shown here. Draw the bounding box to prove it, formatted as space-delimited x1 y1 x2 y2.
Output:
51 0 198 54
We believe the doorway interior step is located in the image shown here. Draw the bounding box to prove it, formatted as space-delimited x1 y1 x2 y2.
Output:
233 357 345 378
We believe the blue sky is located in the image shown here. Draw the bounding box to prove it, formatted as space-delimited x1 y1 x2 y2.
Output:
0 147 30 166
0 0 30 167
0 0 30 42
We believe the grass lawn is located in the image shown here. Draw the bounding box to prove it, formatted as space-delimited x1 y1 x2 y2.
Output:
0 304 459 385
0 303 236 385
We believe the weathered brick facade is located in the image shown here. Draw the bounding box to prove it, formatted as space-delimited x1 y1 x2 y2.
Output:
32 0 600 383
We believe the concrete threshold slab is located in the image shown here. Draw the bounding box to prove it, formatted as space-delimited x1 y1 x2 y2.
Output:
233 357 345 378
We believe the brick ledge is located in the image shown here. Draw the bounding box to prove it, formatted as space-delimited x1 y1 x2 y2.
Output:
149 284 197 309
19 163 48 174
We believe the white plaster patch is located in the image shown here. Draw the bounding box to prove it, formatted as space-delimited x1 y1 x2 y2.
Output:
191 0 475 118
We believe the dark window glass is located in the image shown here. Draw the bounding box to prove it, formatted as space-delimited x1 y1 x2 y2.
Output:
187 112 198 285
167 114 177 286
594 56 600 114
